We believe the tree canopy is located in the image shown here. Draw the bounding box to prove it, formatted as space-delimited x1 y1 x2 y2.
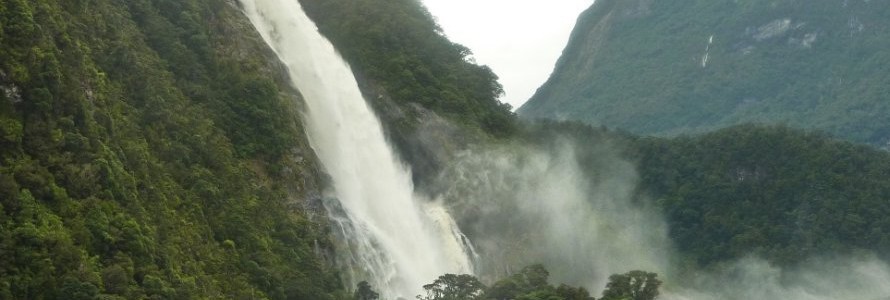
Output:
418 274 486 300
600 271 661 300
413 266 653 300
0 0 340 298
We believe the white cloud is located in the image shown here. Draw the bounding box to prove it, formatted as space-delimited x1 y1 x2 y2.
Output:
421 0 594 110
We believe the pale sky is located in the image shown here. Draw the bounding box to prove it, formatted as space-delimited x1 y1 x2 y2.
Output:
421 0 594 110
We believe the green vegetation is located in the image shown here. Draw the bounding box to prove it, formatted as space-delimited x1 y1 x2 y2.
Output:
418 274 485 300
0 0 342 298
412 266 659 300
296 0 890 276
5 0 890 297
529 121 890 266
599 271 661 300
299 0 520 188
0 0 523 298
520 0 890 147
634 125 890 266
300 0 517 139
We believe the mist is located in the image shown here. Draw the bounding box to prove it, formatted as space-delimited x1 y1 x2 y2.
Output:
432 138 671 289
427 133 890 299
665 256 890 300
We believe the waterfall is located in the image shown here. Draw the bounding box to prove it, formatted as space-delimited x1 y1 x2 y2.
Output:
238 0 475 298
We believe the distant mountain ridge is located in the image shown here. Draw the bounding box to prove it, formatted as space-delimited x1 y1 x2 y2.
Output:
519 0 890 147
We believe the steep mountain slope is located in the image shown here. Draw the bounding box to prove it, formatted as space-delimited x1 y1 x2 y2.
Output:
300 0 518 187
5 0 890 298
528 122 890 267
300 0 890 272
632 125 890 265
519 0 890 147
300 0 516 138
0 0 519 298
0 0 342 298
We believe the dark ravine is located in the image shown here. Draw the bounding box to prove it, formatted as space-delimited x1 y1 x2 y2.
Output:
520 0 890 147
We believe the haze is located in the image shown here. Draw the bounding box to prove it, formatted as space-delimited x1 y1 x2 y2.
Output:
421 0 593 110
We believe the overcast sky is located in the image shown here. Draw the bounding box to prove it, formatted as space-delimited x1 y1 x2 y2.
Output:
421 0 594 110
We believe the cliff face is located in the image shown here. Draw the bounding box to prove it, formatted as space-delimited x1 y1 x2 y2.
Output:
520 0 890 147
0 0 340 298
0 0 517 297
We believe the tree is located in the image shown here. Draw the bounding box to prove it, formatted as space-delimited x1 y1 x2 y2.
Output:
355 281 379 300
421 265 598 300
417 274 485 300
555 284 595 300
600 271 661 300
485 264 552 299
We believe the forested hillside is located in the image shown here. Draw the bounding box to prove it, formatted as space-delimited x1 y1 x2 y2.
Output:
0 0 523 298
302 0 890 277
0 0 342 298
529 122 890 267
300 0 518 186
4 0 890 298
635 125 890 266
520 0 890 147
301 0 516 138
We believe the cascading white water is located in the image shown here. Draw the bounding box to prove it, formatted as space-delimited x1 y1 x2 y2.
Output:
233 2 890 300
238 0 475 298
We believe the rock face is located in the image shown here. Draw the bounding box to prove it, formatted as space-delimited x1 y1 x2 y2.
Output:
519 0 890 146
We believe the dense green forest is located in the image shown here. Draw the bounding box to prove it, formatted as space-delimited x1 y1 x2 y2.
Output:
300 0 516 138
528 122 890 267
520 0 890 147
635 125 890 266
0 0 343 298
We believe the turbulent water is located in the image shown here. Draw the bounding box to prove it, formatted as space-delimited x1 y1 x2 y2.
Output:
238 0 475 298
